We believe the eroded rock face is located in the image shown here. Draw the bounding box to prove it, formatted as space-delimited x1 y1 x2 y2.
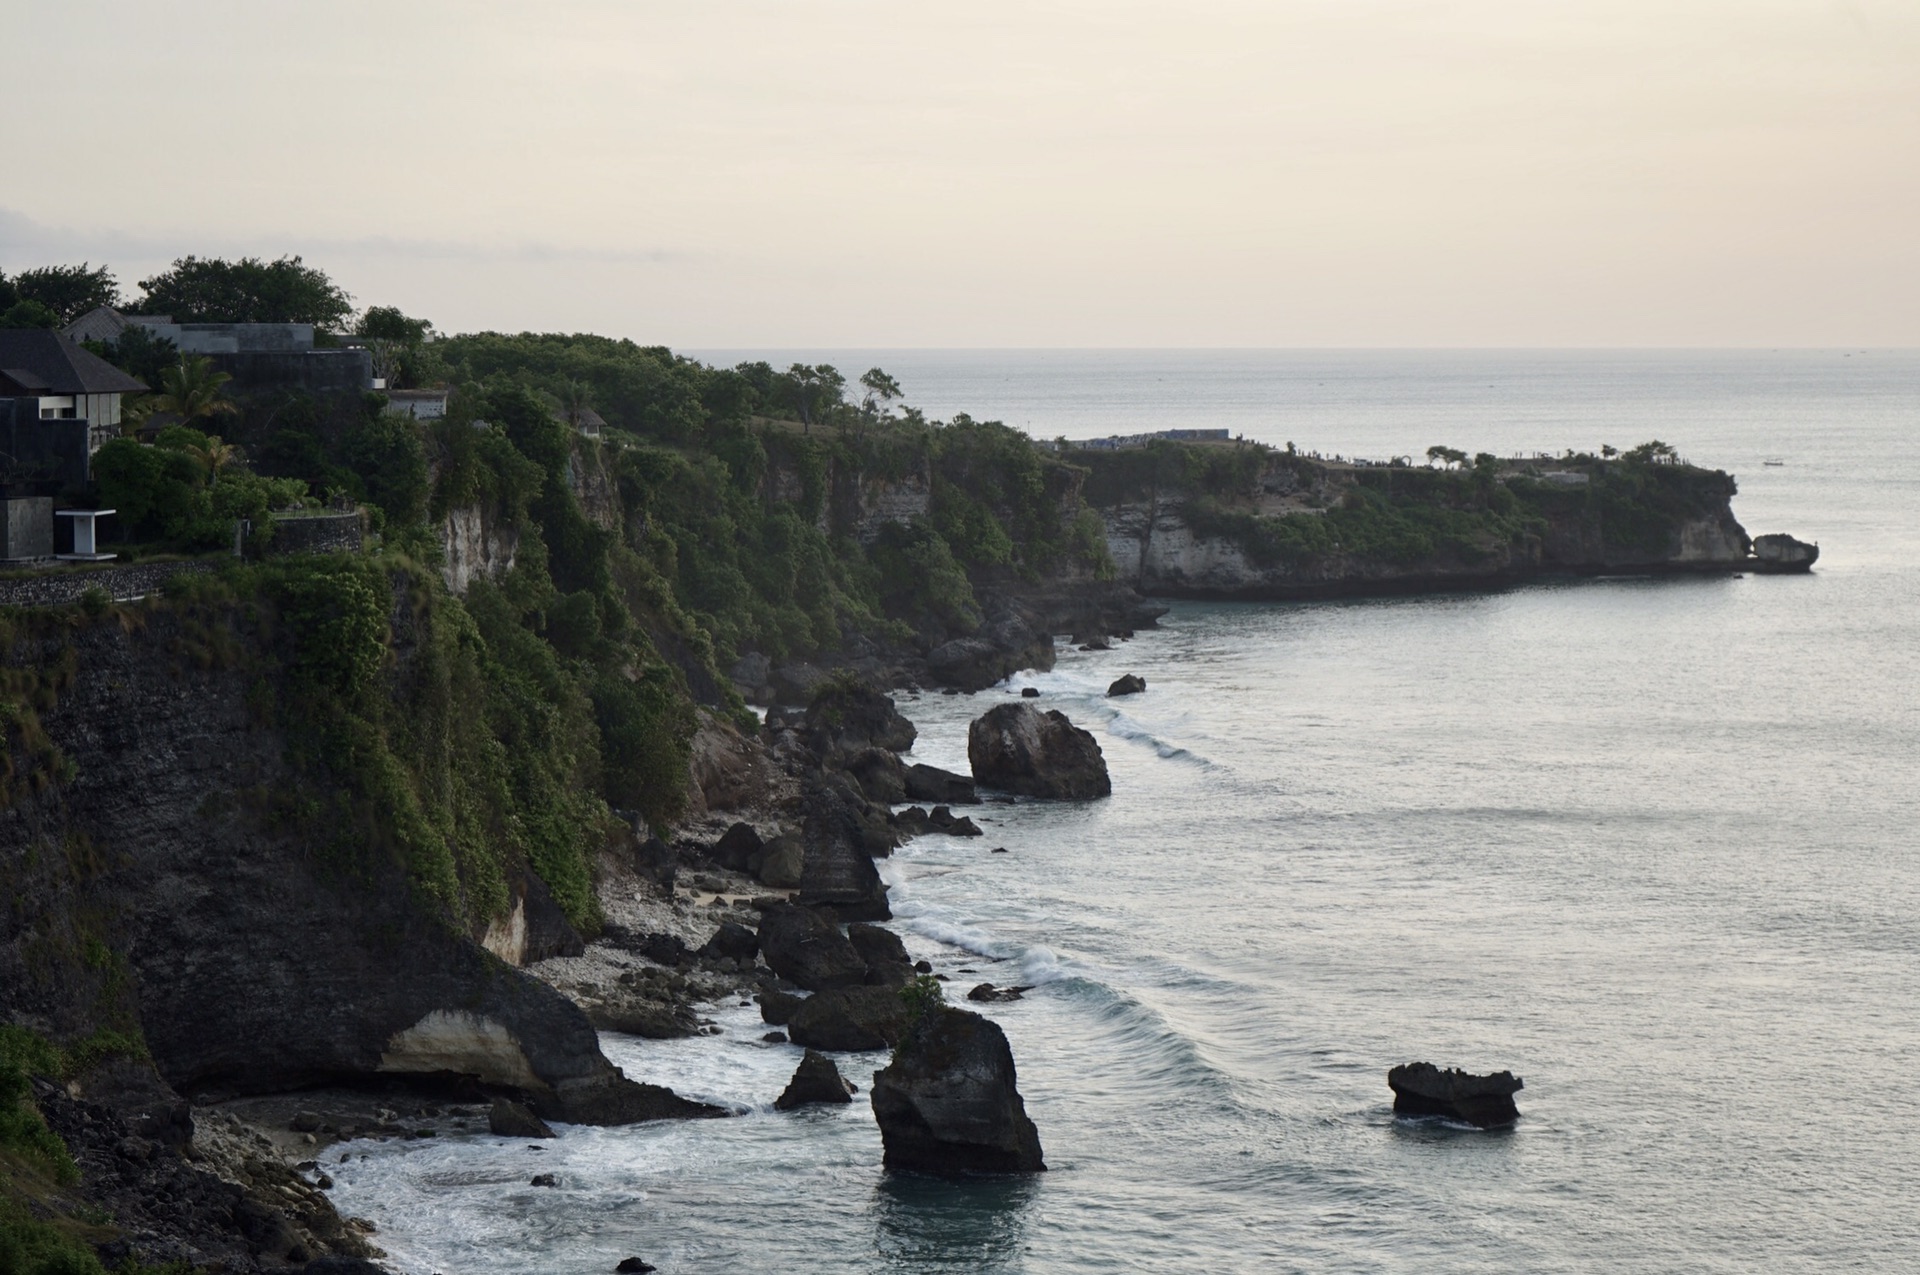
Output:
756 904 867 991
1752 532 1819 572
775 1050 856 1109
869 1005 1045 1175
967 703 1111 799
796 780 893 920
1387 1062 1523 1127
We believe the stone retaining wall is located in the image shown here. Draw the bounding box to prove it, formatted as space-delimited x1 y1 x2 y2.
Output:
0 559 218 609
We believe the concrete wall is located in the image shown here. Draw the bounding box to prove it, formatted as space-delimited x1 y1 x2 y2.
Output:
215 349 371 396
1 498 53 561
141 324 317 355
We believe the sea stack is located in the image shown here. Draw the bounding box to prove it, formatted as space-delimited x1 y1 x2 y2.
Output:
966 702 1111 799
870 1005 1046 1174
1387 1062 1523 1127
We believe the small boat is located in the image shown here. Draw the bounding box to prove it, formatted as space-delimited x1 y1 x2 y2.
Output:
1763 457 1785 466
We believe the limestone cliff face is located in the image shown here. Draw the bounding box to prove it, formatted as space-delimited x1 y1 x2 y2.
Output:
0 609 703 1125
1091 455 1750 599
440 503 520 595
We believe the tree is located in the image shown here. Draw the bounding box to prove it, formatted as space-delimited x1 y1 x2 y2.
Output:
1426 444 1468 469
782 363 845 435
84 325 178 389
9 263 120 322
134 255 353 327
859 367 903 418
1625 440 1678 465
151 356 240 429
354 305 436 388
0 300 60 329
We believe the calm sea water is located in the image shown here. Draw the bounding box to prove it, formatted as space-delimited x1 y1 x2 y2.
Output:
333 352 1920 1273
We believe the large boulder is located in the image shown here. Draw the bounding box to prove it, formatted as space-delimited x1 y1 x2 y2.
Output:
488 1098 554 1139
775 1049 856 1110
758 834 805 889
846 747 909 805
1106 674 1146 698
869 1005 1045 1174
904 763 979 806
788 985 909 1052
848 923 914 988
709 822 764 873
967 704 1111 799
756 904 867 991
1387 1062 1523 1127
804 681 916 762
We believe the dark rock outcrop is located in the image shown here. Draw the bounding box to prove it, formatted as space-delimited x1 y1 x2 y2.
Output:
756 904 867 991
615 1259 658 1274
709 822 764 873
1750 532 1819 573
0 609 715 1130
803 682 916 762
796 780 892 920
1106 674 1146 697
848 923 914 988
1387 1062 1523 1127
846 747 909 804
903 763 979 806
966 984 1032 1003
869 1004 1045 1174
926 614 1056 692
488 1098 556 1139
699 920 760 964
967 703 1111 799
758 989 804 1026
774 1049 856 1109
787 986 909 1052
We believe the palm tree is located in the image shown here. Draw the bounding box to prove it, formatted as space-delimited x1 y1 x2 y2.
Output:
181 433 239 487
151 356 240 430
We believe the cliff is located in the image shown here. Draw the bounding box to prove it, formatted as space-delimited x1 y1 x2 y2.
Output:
1073 443 1750 599
0 583 712 1127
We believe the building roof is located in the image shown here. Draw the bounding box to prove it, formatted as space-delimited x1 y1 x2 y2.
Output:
0 329 147 395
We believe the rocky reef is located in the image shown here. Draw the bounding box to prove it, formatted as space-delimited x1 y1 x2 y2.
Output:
1388 1062 1524 1127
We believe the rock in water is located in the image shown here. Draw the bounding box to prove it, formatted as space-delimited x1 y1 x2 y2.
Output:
847 923 915 988
775 1050 857 1109
1751 532 1819 573
756 904 868 991
488 1099 555 1139
904 762 980 805
1106 674 1146 697
966 703 1111 799
869 1005 1046 1175
1387 1062 1523 1127
787 986 910 1052
616 1259 657 1274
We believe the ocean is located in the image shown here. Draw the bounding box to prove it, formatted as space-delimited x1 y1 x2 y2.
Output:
331 350 1920 1272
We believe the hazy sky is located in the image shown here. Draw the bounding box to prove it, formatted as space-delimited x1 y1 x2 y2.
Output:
5 1 1917 346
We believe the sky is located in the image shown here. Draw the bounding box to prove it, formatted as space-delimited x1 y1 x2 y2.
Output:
4 0 1917 347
